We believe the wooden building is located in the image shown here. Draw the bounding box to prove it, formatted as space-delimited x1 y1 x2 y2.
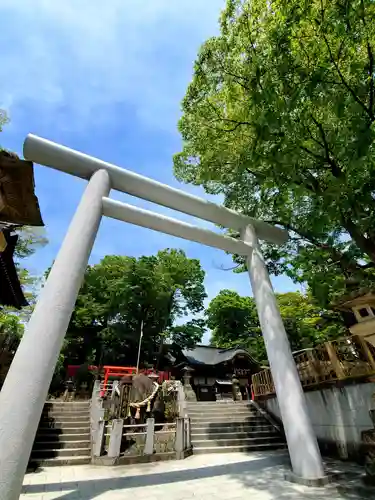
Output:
169 345 261 401
334 289 375 347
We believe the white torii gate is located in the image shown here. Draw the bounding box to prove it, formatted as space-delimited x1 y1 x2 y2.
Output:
0 135 326 499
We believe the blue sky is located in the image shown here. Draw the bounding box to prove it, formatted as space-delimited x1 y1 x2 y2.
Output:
0 0 299 343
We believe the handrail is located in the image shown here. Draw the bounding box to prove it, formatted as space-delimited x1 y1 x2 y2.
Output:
252 334 375 398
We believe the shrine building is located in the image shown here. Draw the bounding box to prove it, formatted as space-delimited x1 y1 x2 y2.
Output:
169 344 261 401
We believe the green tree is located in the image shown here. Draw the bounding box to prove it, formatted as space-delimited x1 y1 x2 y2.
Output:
174 0 375 307
0 311 24 338
207 290 346 363
0 224 47 385
207 289 266 362
63 249 207 367
0 311 23 387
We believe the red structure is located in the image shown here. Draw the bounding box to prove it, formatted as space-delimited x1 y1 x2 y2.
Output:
66 364 170 397
101 365 170 397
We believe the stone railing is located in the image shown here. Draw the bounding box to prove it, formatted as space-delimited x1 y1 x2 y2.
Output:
90 379 191 464
92 416 192 465
252 334 375 398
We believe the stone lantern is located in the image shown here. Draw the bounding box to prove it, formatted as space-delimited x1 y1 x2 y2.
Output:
182 366 197 402
232 373 242 402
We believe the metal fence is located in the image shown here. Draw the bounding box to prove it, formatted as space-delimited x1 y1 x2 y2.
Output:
252 335 375 398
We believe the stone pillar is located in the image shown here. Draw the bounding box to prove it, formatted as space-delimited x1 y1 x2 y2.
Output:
108 419 124 459
182 366 196 402
93 419 106 457
242 224 325 482
175 417 184 459
0 170 111 500
184 417 191 449
111 380 120 398
144 418 155 455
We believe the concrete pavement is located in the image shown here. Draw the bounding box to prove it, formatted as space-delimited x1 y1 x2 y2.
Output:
21 451 374 500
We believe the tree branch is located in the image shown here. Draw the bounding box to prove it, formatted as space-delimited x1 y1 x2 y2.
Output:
359 0 375 115
300 145 326 162
310 116 343 178
321 32 374 121
265 219 374 274
340 211 375 263
367 41 374 114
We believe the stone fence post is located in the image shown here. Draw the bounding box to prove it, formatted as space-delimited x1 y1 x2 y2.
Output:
108 419 124 460
184 417 191 450
93 420 105 457
90 380 105 451
175 417 185 459
145 418 155 455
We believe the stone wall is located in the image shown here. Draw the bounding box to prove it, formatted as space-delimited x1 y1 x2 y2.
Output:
263 381 375 460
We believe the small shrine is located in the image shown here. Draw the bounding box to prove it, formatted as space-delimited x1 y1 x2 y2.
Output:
334 289 375 347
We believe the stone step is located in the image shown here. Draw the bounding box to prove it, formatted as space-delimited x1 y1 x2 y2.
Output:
37 426 89 435
45 402 90 409
187 404 254 409
42 410 90 417
191 423 275 434
188 410 258 418
38 422 90 430
192 435 282 447
30 447 91 458
187 400 253 403
41 414 90 422
35 432 91 441
28 456 91 468
191 418 271 428
187 401 253 405
192 442 287 455
190 416 266 424
33 440 91 450
191 430 278 440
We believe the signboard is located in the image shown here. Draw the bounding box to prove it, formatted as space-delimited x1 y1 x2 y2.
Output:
234 368 252 377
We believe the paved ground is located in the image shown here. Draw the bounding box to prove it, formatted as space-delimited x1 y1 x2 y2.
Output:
21 451 375 500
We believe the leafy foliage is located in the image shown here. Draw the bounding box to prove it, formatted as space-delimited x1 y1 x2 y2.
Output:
0 310 24 338
0 109 9 139
207 289 347 363
14 227 48 315
62 249 207 367
174 0 375 306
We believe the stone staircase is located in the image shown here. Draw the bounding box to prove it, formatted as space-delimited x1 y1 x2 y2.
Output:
187 401 286 455
28 401 91 467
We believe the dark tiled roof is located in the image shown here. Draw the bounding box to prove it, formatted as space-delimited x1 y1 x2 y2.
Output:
182 345 259 367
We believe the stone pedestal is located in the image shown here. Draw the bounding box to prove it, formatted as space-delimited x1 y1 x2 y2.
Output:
182 367 196 402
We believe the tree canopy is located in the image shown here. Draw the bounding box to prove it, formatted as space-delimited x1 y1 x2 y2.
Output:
174 0 375 306
207 289 346 363
62 249 207 368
